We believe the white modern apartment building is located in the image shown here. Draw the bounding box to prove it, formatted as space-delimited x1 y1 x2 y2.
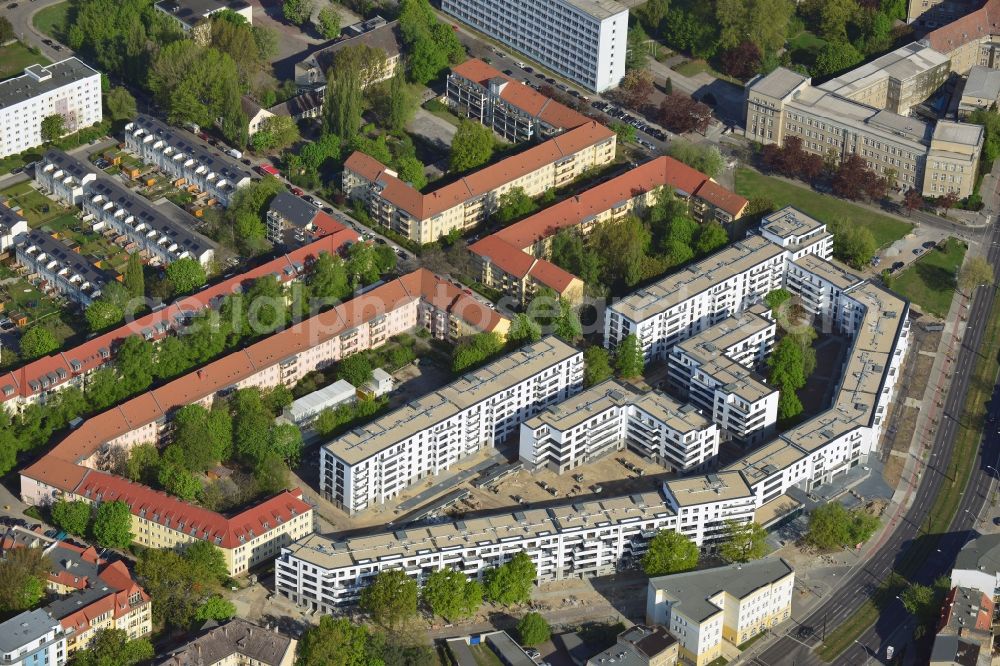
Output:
123 115 253 206
667 304 778 445
15 230 107 306
785 254 866 333
276 489 680 610
759 207 833 262
81 177 216 267
646 559 794 666
0 58 101 158
441 0 628 92
320 337 582 514
519 379 719 473
0 610 66 666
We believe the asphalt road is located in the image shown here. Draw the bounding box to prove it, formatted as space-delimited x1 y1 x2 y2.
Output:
754 218 1000 666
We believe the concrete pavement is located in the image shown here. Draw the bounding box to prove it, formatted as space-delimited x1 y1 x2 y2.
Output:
7 0 73 61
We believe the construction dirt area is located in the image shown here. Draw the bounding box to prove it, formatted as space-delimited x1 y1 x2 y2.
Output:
880 326 940 488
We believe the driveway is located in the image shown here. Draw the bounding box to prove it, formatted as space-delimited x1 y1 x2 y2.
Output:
7 0 73 61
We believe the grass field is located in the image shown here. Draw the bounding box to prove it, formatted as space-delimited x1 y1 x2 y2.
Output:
891 238 967 317
0 42 51 80
817 282 1000 660
32 1 70 41
1 181 72 227
734 168 913 248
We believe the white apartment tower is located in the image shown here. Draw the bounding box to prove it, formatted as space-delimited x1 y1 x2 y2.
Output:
321 337 583 514
441 0 628 92
0 59 102 158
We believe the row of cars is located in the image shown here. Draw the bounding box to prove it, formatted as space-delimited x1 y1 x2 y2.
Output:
591 100 667 149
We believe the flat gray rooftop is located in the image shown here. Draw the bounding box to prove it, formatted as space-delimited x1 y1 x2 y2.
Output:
0 58 98 111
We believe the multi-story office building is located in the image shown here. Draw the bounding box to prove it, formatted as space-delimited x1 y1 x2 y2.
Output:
745 62 984 197
447 59 591 142
123 115 253 206
518 379 718 473
0 58 101 158
667 304 778 445
321 337 582 514
442 0 628 92
157 619 297 666
15 230 108 306
471 155 748 307
0 610 66 666
276 489 678 610
294 18 401 88
343 121 616 244
646 559 794 666
0 202 30 252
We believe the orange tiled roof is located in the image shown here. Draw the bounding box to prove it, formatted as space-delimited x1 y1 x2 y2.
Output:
694 180 749 217
926 0 1000 53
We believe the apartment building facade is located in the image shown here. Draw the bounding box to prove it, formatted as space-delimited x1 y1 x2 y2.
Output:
646 559 795 666
759 206 833 262
0 58 102 158
0 610 66 666
294 18 401 88
0 202 30 252
15 230 108 306
157 619 297 666
343 122 616 244
442 0 628 92
36 149 100 207
321 337 581 514
519 379 719 473
666 305 778 445
470 155 748 307
123 115 253 206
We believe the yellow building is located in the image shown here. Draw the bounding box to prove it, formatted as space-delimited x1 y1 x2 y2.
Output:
646 559 795 666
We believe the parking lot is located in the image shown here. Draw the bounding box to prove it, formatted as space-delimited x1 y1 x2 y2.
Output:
872 227 953 276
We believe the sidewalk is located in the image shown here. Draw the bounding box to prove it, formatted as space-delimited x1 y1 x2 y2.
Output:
731 278 974 665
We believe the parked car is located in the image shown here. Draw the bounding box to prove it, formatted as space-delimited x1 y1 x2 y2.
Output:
891 261 905 272
922 240 938 249
524 649 540 659
291 187 304 196
503 69 514 76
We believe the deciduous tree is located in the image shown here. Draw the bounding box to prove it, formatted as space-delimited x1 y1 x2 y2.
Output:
106 87 137 122
282 0 313 25
40 114 66 142
959 255 994 292
483 551 536 606
165 258 207 294
51 498 91 536
583 346 613 387
71 629 153 666
0 547 49 612
360 569 418 628
422 567 483 621
642 530 699 575
317 6 341 38
450 120 494 172
92 500 134 549
719 520 768 562
493 187 539 225
124 252 145 299
658 94 712 134
517 612 551 646
20 326 58 360
615 334 644 378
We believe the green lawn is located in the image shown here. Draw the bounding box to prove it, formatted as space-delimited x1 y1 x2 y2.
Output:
33 1 71 41
672 59 740 84
0 42 51 80
890 238 966 317
734 168 913 248
1 182 72 227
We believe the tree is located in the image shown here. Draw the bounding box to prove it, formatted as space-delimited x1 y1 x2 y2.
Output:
612 122 637 144
667 142 724 178
902 188 924 215
517 612 551 646
764 288 792 313
51 498 91 536
309 251 350 302
106 87 138 122
124 252 145 299
615 334 644 378
452 332 505 373
184 541 229 584
820 0 858 42
828 218 877 269
508 314 542 347
317 5 341 38
0 547 50 612
298 616 379 666
493 187 538 225
136 548 222 629
659 94 712 134
283 0 313 25
0 16 13 43
695 222 729 255
250 115 300 152
70 629 154 666
814 41 864 77
20 326 58 359
583 346 613 387
92 500 134 550
450 120 494 172
195 595 237 621
592 215 650 289
165 258 207 294
149 41 240 131
381 68 417 133
553 298 582 342
117 335 153 396
642 530 699 575
618 69 655 110
719 520 768 563
40 114 66 142
483 551 536 606
360 569 418 628
720 41 763 80
398 0 464 84
901 583 937 623
422 567 483 621
959 255 995 292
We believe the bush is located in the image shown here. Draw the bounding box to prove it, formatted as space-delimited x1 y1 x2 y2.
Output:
517 612 551 646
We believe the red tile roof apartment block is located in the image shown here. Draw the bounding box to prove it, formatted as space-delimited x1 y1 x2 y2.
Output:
343 121 616 244
0 228 358 412
470 156 748 305
19 269 507 574
1 526 152 654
